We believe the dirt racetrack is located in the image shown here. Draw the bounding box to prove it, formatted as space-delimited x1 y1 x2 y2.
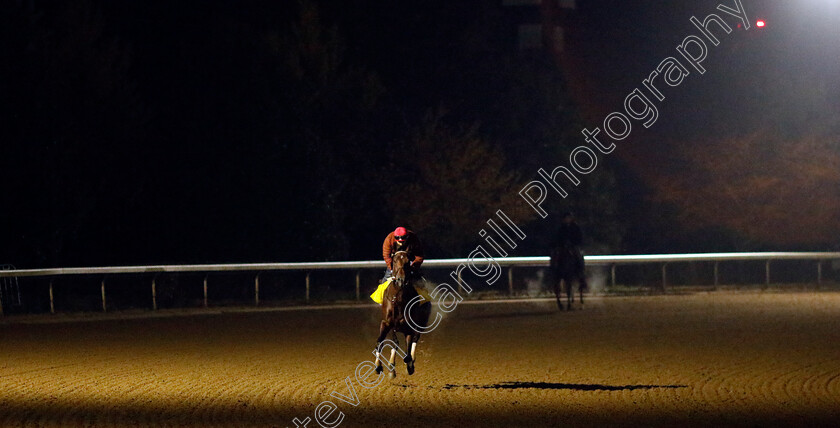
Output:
1 290 839 427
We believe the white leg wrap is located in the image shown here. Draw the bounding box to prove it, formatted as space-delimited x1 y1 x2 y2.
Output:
411 342 417 360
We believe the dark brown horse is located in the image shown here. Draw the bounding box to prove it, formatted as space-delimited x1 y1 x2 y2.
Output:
550 244 586 311
375 250 431 378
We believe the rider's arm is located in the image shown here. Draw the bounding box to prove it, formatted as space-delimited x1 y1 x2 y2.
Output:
411 235 425 269
382 233 394 269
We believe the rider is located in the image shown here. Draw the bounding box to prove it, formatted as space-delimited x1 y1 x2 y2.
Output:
371 226 430 306
554 212 588 290
382 226 424 282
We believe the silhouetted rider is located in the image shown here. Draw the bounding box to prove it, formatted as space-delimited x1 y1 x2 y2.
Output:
553 212 588 290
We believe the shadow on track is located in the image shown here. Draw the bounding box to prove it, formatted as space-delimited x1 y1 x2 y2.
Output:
441 381 688 391
460 310 560 320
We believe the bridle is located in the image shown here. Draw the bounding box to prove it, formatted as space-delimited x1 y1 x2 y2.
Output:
389 250 410 303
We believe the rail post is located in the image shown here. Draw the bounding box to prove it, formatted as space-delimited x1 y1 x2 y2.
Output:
49 279 55 314
610 264 616 288
152 276 157 311
305 271 311 302
817 261 822 286
355 271 361 301
101 278 107 312
203 275 208 308
713 261 719 288
661 263 668 292
765 260 771 287
507 266 514 295
255 273 260 306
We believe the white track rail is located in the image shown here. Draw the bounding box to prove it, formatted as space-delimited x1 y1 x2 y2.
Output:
1 252 838 314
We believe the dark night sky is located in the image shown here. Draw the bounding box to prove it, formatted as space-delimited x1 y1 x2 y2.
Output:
546 0 840 251
2 0 839 268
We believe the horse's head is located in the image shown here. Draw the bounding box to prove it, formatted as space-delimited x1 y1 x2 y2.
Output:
391 250 411 289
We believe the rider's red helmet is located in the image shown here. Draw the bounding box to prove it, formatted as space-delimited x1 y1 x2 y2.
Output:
394 227 407 242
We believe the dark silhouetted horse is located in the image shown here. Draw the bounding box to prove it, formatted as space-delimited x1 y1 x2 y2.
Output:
375 251 431 378
550 244 586 311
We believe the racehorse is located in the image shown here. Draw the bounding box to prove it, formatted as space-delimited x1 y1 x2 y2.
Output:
375 250 431 378
550 244 586 311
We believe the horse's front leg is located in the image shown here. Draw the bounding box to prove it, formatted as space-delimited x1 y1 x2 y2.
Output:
579 279 585 306
554 278 564 311
375 320 390 375
387 331 399 378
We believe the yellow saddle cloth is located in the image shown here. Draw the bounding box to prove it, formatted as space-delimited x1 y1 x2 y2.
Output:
370 279 432 305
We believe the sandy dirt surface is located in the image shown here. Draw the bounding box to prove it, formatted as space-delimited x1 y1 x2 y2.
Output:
1 290 839 427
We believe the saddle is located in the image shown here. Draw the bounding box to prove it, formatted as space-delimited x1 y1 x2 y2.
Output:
370 277 432 305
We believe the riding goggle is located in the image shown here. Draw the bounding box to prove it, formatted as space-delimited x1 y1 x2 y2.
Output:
395 235 406 242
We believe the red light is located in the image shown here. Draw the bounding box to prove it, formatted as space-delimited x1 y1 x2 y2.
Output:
756 20 766 28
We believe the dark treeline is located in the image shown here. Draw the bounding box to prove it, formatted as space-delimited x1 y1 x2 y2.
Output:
1 0 622 268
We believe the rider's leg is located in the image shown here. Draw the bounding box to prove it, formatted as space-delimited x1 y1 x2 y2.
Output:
409 271 434 306
381 268 393 283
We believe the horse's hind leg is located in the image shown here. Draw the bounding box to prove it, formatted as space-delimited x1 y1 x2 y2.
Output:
554 279 564 311
374 321 390 375
404 303 428 375
566 278 573 310
404 333 415 375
